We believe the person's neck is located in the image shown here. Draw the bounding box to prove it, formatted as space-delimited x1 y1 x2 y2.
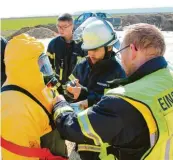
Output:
64 35 72 43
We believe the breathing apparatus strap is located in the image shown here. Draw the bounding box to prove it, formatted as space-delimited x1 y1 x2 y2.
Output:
1 85 55 129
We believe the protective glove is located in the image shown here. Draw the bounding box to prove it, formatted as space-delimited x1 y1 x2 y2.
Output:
52 95 73 121
40 129 68 157
52 95 66 107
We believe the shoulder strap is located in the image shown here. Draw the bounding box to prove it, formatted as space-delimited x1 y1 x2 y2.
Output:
1 137 67 160
1 85 55 129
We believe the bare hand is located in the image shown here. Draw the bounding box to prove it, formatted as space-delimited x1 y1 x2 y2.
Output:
66 79 81 99
78 100 88 110
52 95 65 106
71 99 88 113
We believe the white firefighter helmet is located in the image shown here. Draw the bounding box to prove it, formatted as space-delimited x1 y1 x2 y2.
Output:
73 17 120 51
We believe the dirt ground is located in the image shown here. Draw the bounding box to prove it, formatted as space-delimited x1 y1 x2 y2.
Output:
66 141 81 160
2 13 173 40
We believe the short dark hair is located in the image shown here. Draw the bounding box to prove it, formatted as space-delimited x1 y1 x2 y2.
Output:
58 13 73 22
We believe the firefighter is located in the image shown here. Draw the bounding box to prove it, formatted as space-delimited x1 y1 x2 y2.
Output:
52 23 173 160
47 13 86 94
1 34 67 160
65 18 125 109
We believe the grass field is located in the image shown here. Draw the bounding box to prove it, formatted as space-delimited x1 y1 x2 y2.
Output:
1 14 121 32
1 17 57 31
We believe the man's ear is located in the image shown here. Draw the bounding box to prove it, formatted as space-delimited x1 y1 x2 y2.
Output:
108 46 113 52
130 44 137 60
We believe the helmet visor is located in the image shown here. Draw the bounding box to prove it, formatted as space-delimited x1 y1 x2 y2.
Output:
114 39 120 50
38 53 54 76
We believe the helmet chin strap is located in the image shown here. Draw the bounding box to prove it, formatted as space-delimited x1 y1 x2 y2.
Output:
88 46 113 66
104 46 112 59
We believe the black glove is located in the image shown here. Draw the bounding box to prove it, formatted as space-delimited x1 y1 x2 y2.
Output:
78 86 88 101
40 129 68 157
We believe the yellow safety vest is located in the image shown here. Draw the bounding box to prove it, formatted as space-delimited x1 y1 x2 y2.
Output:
77 67 173 160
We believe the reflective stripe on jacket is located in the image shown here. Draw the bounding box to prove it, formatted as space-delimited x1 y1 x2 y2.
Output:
47 36 86 87
53 57 173 160
106 67 173 160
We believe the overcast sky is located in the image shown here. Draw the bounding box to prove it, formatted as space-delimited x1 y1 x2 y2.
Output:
1 0 173 18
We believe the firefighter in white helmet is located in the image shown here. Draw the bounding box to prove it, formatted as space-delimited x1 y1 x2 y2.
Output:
65 17 125 109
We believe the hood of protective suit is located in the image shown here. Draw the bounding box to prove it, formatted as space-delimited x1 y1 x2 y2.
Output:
4 34 52 111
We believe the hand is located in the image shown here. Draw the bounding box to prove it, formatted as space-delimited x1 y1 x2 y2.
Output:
52 95 65 106
66 79 81 100
78 100 88 110
70 99 88 113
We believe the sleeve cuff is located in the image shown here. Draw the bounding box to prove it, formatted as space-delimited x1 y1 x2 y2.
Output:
53 100 73 120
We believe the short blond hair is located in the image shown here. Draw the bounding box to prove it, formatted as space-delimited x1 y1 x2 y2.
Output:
124 23 166 56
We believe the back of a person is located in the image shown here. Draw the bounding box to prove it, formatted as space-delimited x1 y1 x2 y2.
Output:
51 23 173 160
128 67 173 160
106 64 173 160
1 34 54 160
1 91 51 160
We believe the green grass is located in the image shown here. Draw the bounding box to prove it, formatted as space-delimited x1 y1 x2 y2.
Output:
112 13 128 17
1 17 57 31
